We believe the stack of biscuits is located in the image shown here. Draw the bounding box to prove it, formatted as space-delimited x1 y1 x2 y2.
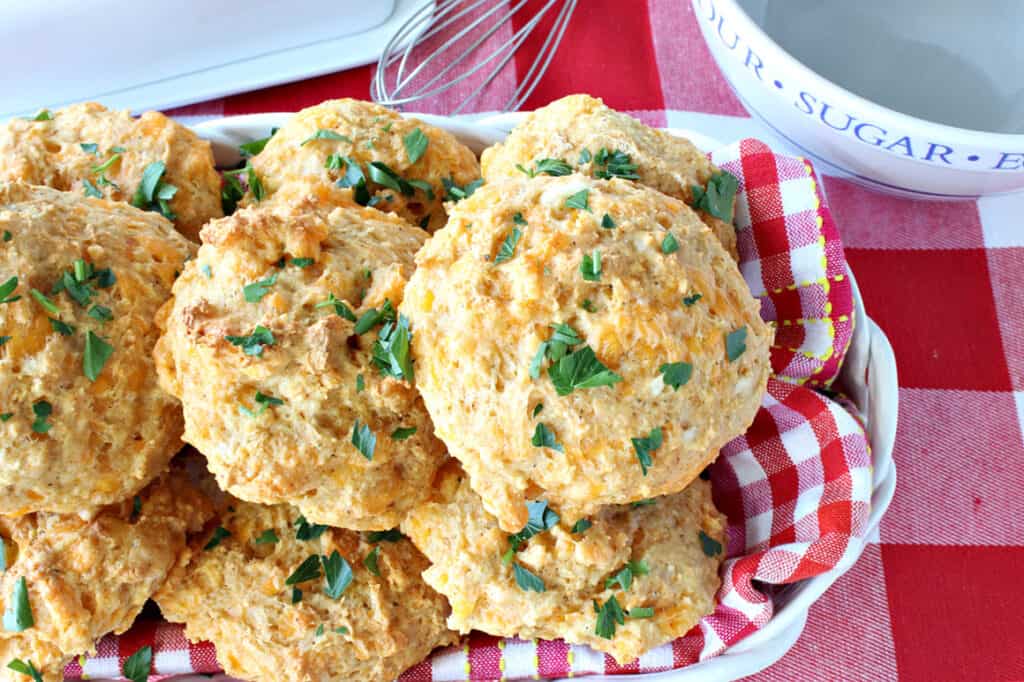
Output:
0 95 770 682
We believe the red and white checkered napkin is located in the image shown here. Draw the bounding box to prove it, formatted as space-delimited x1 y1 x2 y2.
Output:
64 140 873 681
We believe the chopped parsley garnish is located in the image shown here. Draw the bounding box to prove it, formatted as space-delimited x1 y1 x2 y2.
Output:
2 231 10 241
512 562 546 593
601 213 616 229
532 403 544 417
494 228 522 265
88 304 112 322
659 362 692 390
631 427 663 475
371 314 414 382
80 143 99 155
363 546 381 576
581 299 597 313
295 516 328 541
403 128 429 163
0 539 5 570
517 158 573 177
565 189 591 212
300 129 353 146
726 327 747 362
201 264 213 278
531 423 563 452
31 110 52 121
224 162 265 203
123 646 152 682
692 171 740 222
699 530 723 557
82 179 103 198
6 659 43 682
683 293 702 306
291 587 302 603
239 129 277 157
90 151 122 175
570 519 592 534
0 277 21 304
628 607 655 619
391 426 417 440
549 345 622 396
291 257 315 268
594 596 625 639
351 420 376 460
593 148 639 180
442 177 484 202
355 373 365 393
225 325 275 357
578 148 592 164
243 273 277 302
512 212 527 226
131 495 142 520
239 391 284 418
49 318 74 336
367 161 412 195
31 401 52 434
203 526 231 550
286 555 322 585
315 293 356 322
3 577 33 632
131 161 178 220
604 559 649 591
367 529 404 543
83 331 113 381
353 300 395 335
253 529 279 545
29 289 60 315
505 500 560 557
322 550 353 599
661 232 679 254
580 249 601 281
315 624 324 637
632 498 657 508
0 413 10 422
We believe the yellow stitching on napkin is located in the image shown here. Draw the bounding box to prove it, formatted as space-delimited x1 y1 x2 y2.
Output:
766 274 846 295
498 639 506 678
567 647 575 677
464 642 471 678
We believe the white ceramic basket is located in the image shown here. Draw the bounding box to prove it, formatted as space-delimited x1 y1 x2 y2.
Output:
181 113 899 682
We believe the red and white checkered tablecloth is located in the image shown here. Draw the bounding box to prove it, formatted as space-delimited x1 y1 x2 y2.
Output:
122 2 1024 680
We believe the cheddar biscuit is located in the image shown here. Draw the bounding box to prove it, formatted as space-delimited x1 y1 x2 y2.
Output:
401 174 770 531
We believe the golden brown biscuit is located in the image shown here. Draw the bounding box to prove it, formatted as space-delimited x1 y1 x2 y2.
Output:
247 98 481 232
481 94 738 258
155 499 456 682
0 102 222 241
154 180 447 530
0 182 195 515
401 174 771 531
402 460 726 665
0 464 213 682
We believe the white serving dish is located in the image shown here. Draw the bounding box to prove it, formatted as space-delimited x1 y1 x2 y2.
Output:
0 0 433 120
692 0 1024 199
184 113 899 682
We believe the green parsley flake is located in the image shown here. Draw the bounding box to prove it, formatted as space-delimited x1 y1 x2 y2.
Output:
31 110 52 121
131 161 178 220
692 171 740 222
0 538 5 572
300 129 353 146
240 391 284 418
403 128 429 164
581 299 597 313
351 420 376 460
295 516 328 541
363 546 381 576
512 212 527 226
494 228 522 265
531 423 563 452
225 325 275 357
356 373 365 393
593 148 639 180
322 550 353 599
532 403 544 417
565 189 591 212
29 289 60 315
506 500 560 557
253 529 279 545
2 231 10 242
512 562 546 593
726 327 747 362
367 529 404 543
391 426 417 440
30 401 52 434
243 273 277 302
82 179 103 198
683 293 702 306
353 300 395 335
580 249 601 281
239 130 276 157
286 555 322 586
48 318 74 336
80 143 99 155
631 427 663 476
87 305 113 322
699 530 723 557
90 152 122 175
130 495 142 520
3 577 33 632
659 361 692 390
0 277 21 304
316 293 356 322
442 177 484 201
371 314 414 382
201 264 213 278
627 607 655 619
549 345 622 396
83 331 113 381
661 232 679 254
315 624 324 637
578 149 592 164
291 257 315 268
632 498 657 508
7 659 43 682
594 595 625 639
122 646 152 682
601 213 616 229
291 587 303 603
570 519 592 534
604 559 649 591
203 526 231 550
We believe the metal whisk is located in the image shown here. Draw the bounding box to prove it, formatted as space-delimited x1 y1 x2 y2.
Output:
372 0 577 114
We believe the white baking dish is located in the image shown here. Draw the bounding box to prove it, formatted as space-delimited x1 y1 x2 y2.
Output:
174 113 900 682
